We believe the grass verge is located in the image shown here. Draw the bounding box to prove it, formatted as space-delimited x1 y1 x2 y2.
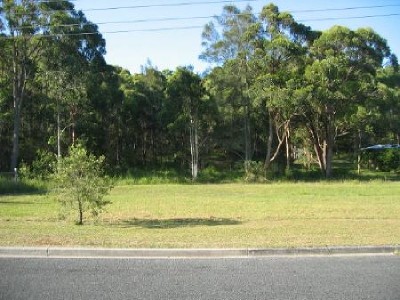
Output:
0 182 399 248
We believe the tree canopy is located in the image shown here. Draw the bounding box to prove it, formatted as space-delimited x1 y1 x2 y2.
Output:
1 1 399 179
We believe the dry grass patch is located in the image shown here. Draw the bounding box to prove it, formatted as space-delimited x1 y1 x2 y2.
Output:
0 182 399 248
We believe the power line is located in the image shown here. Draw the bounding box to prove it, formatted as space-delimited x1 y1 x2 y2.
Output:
62 25 205 36
5 2 400 26
4 0 260 16
291 4 400 14
81 0 260 12
32 2 400 12
83 13 400 35
8 6 400 31
3 12 399 39
30 2 400 14
15 15 217 30
298 13 400 23
2 2 400 37
38 0 77 2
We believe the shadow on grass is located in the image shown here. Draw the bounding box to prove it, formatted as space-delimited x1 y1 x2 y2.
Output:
284 162 400 182
0 201 37 205
0 178 48 195
111 217 242 229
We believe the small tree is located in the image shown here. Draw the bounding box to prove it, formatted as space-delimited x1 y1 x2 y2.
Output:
53 144 112 225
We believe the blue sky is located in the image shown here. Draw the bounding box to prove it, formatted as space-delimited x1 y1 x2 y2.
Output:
73 0 400 74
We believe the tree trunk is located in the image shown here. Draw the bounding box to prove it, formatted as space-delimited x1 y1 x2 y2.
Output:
78 199 83 225
285 127 290 171
190 118 199 181
325 108 336 178
265 114 290 172
71 124 76 145
264 110 274 170
244 103 251 171
308 125 326 174
141 130 147 165
357 130 362 175
315 141 326 174
11 41 26 172
325 141 334 178
11 101 21 173
57 104 61 161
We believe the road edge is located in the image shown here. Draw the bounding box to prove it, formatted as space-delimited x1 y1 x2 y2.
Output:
0 245 399 258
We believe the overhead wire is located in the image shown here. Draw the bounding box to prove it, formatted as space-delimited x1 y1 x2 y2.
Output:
12 15 217 30
3 0 261 16
29 2 400 12
9 1 400 30
1 2 399 37
7 12 399 39
291 4 400 14
79 0 260 12
298 13 400 23
5 2 400 16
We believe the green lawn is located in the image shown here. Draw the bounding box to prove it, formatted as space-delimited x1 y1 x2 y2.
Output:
0 182 399 248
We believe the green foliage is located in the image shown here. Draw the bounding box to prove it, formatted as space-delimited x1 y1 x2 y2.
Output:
0 176 47 195
19 150 56 180
244 161 267 183
197 166 240 183
52 144 113 225
198 166 222 183
0 2 399 181
117 168 187 185
2 182 400 248
374 150 400 172
32 150 57 179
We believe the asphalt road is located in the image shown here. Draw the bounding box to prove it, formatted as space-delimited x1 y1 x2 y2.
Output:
1 255 399 300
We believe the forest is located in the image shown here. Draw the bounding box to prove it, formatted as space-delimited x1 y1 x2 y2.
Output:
1 1 400 181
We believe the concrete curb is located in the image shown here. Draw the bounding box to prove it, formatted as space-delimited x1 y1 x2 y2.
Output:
248 245 400 256
0 246 399 258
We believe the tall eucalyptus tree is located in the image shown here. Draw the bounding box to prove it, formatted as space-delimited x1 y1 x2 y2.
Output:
166 67 206 180
38 0 105 159
251 3 317 171
1 0 42 172
370 66 400 146
304 26 396 177
0 0 105 170
201 5 259 169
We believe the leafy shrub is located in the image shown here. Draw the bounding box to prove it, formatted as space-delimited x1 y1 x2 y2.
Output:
375 149 400 172
19 150 56 180
52 144 113 225
198 166 223 183
0 176 47 195
244 161 267 183
32 150 57 179
118 168 187 185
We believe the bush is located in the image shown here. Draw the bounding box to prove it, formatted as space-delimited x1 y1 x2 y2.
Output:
0 176 47 195
374 149 400 172
244 161 267 183
52 144 113 225
198 166 223 183
19 150 56 180
32 150 57 179
117 168 187 185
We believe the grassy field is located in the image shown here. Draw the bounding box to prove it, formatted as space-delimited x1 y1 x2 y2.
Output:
0 182 399 248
